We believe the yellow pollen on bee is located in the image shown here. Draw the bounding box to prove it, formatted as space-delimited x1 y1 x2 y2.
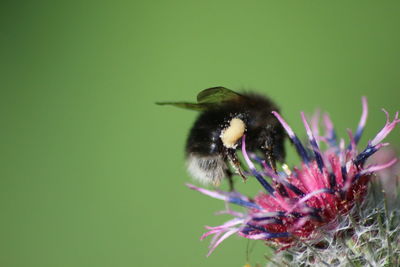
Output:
220 118 246 148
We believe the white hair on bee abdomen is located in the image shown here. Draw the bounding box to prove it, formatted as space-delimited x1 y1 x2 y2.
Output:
186 154 227 186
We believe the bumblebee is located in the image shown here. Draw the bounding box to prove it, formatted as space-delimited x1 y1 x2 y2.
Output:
157 87 285 189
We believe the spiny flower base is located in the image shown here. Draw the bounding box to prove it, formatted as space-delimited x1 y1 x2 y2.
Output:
270 187 400 267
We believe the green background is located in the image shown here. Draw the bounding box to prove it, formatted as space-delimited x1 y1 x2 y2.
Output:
1 1 399 266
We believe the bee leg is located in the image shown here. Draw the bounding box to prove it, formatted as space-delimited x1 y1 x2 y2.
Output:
264 137 278 173
264 149 288 196
226 169 235 192
226 149 247 182
265 150 277 173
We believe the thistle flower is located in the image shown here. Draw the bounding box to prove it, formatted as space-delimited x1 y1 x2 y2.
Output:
187 97 399 257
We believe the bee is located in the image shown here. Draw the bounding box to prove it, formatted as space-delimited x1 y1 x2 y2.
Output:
157 87 286 189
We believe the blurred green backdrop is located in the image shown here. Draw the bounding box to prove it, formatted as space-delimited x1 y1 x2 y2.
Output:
1 1 399 266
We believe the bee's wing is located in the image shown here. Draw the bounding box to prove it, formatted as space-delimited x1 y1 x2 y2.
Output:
155 101 211 111
196 86 244 104
156 87 243 111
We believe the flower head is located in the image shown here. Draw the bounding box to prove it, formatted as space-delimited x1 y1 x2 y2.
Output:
188 97 399 256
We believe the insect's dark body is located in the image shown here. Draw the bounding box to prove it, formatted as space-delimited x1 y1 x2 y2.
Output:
157 87 286 187
185 92 285 185
186 92 284 158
